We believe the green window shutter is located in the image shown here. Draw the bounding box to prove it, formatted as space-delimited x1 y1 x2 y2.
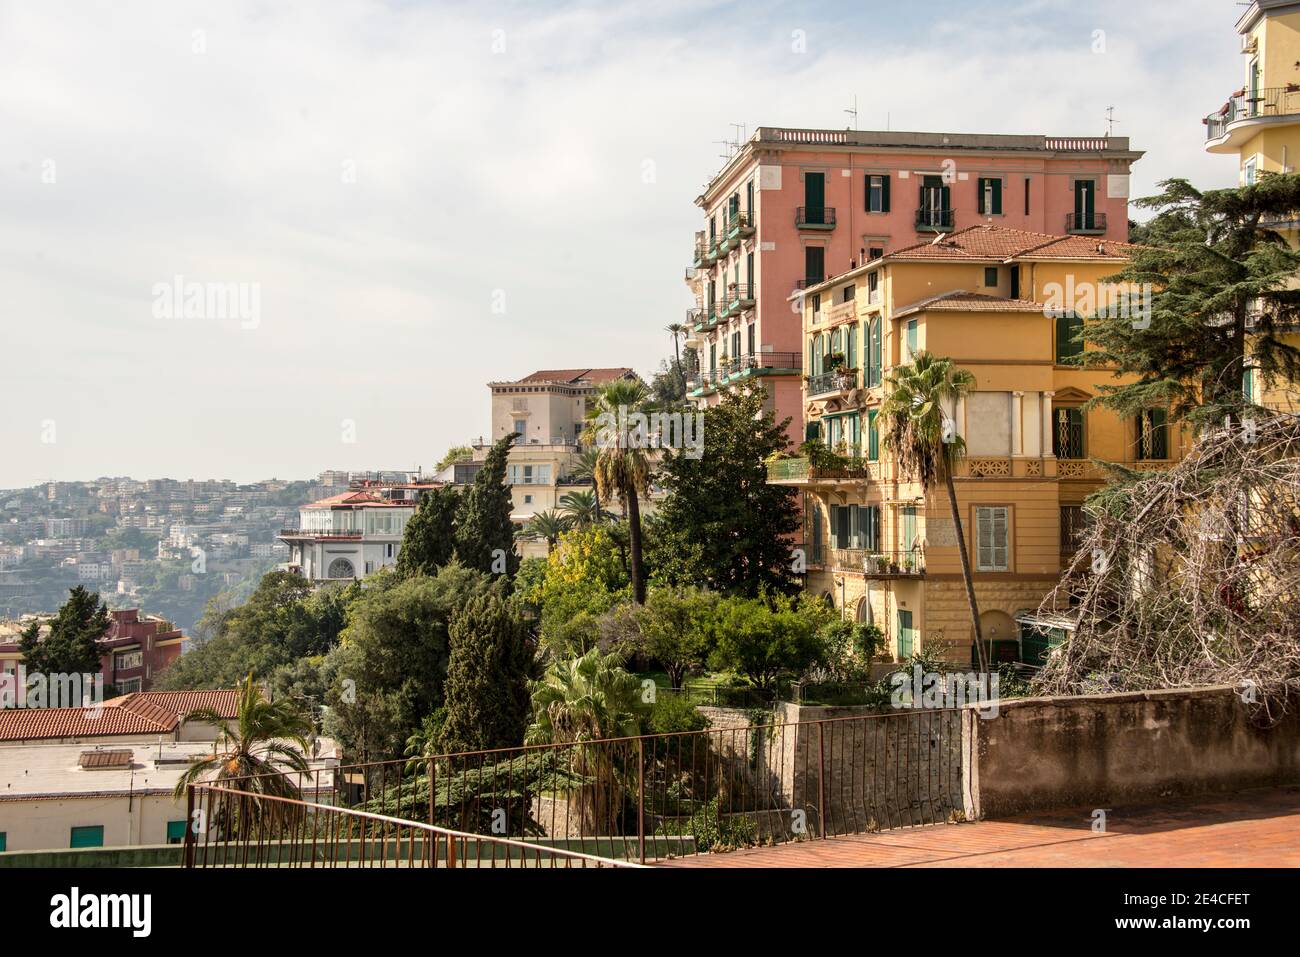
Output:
868 410 879 460
881 175 890 212
992 179 1002 214
805 419 820 442
167 820 188 844
978 178 987 215
871 319 882 385
70 825 104 848
897 610 914 658
1056 313 1083 362
902 506 917 550
0 832 6 852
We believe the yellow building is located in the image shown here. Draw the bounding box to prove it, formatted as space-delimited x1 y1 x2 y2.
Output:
769 225 1187 665
1204 0 1300 412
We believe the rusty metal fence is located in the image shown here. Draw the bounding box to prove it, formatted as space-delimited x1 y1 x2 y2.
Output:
185 708 970 867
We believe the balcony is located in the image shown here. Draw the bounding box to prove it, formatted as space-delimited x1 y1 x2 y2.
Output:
826 299 857 324
1066 211 1107 235
686 306 705 330
915 208 954 232
726 210 756 241
832 548 926 579
807 368 860 398
693 242 715 268
1204 86 1300 153
767 454 878 485
795 275 827 290
721 282 755 317
718 351 801 383
796 206 836 230
278 528 363 540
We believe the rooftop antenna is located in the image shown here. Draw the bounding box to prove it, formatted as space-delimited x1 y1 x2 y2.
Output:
845 94 858 131
1105 105 1119 137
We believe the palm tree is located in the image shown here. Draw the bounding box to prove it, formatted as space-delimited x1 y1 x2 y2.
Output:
518 509 571 553
582 379 653 604
558 489 601 528
665 322 688 394
174 674 314 836
880 352 989 672
567 446 605 522
526 648 649 834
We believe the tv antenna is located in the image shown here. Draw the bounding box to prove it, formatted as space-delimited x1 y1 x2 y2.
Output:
845 94 858 130
1105 105 1119 137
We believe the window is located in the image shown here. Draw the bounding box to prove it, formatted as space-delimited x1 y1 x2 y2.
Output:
113 650 143 671
747 323 755 355
867 318 882 387
868 246 884 261
829 504 879 550
0 832 6 852
1024 177 1031 215
905 318 919 362
983 267 999 288
70 826 104 849
746 179 754 215
901 506 918 550
1060 505 1087 555
1055 312 1084 363
1243 363 1255 401
512 420 526 442
1073 180 1096 229
523 494 532 504
867 270 880 303
804 246 825 285
117 677 142 693
867 409 879 460
1053 407 1085 458
166 820 188 845
865 174 890 212
975 506 1010 572
841 284 855 304
977 177 1003 215
1136 409 1169 460
385 543 395 559
364 560 374 574
1244 156 1258 186
804 171 826 223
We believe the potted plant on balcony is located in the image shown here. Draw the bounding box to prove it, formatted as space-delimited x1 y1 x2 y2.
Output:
834 366 858 390
825 351 845 371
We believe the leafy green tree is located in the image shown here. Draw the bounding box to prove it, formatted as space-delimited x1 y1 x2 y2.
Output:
19 586 109 680
583 379 654 603
1090 175 1300 428
627 586 719 688
396 485 461 577
647 385 800 597
453 433 519 577
705 594 827 693
880 352 985 670
325 562 493 761
435 444 474 473
532 524 630 650
439 590 534 753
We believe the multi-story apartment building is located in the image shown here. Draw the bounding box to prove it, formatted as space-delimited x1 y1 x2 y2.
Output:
685 127 1142 439
479 368 642 557
278 483 424 582
0 608 184 693
1203 0 1300 412
770 224 1186 666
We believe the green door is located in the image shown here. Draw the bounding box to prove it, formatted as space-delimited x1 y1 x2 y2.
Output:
897 610 915 659
921 175 950 227
70 825 104 848
805 172 825 223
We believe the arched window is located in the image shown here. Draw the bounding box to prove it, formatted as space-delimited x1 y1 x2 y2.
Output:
327 557 356 580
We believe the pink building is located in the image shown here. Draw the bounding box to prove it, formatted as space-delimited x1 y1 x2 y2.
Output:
685 128 1143 443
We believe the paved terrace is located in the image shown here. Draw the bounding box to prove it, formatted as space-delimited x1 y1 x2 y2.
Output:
661 787 1300 867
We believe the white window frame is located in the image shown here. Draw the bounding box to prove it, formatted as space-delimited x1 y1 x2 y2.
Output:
975 506 1010 572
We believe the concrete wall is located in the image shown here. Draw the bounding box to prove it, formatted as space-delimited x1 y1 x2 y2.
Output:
966 685 1300 818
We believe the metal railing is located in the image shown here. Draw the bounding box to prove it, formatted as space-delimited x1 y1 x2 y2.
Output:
192 710 968 865
278 528 363 539
1204 86 1300 141
832 547 926 577
916 207 955 230
807 369 859 396
796 206 837 228
183 784 639 868
1065 211 1107 234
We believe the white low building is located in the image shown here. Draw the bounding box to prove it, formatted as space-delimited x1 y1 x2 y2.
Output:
279 485 426 582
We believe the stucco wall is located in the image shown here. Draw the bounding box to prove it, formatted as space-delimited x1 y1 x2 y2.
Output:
967 685 1300 818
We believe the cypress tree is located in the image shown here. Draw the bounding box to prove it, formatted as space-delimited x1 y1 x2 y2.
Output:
439 591 533 753
453 433 520 577
396 485 461 577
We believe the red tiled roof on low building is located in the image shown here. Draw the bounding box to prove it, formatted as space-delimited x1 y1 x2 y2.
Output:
892 291 1049 319
516 368 636 385
0 689 239 742
883 224 1139 263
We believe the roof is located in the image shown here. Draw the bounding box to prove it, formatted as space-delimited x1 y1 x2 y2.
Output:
883 225 1139 264
302 490 415 510
0 689 239 742
892 291 1049 319
514 368 636 385
0 737 339 801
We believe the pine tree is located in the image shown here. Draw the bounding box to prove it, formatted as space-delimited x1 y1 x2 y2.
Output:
453 434 519 577
1089 175 1300 428
438 592 533 753
646 385 801 596
20 586 110 680
396 485 461 577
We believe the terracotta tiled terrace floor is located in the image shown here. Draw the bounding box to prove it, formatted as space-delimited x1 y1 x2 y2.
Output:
659 786 1300 867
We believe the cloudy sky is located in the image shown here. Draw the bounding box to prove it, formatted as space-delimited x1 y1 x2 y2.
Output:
1 0 1244 489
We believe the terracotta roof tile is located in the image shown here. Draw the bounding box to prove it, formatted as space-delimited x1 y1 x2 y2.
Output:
516 368 635 385
0 689 239 742
883 224 1139 263
893 291 1049 318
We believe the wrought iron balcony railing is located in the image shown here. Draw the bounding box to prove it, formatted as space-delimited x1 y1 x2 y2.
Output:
807 368 859 397
1065 211 1107 234
796 206 836 229
916 207 954 231
1204 86 1300 141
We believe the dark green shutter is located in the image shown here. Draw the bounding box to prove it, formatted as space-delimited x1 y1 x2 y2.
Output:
881 175 890 212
